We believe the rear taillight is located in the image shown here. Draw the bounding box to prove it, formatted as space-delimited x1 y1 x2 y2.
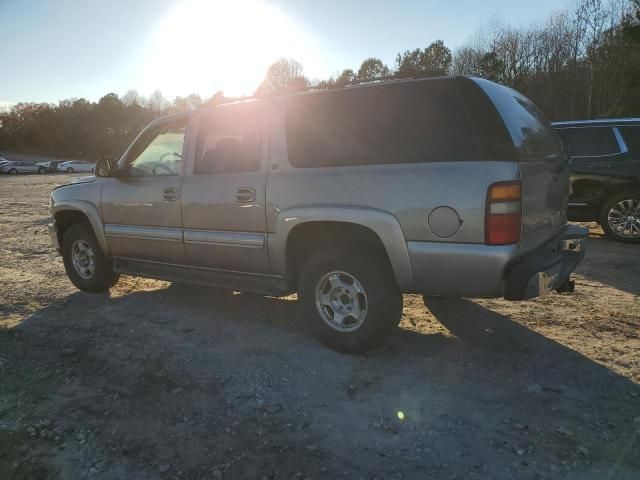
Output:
485 181 521 245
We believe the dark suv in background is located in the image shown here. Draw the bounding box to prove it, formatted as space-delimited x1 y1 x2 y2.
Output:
553 119 640 243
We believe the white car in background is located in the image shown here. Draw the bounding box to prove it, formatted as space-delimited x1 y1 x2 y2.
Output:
58 161 94 173
0 161 39 174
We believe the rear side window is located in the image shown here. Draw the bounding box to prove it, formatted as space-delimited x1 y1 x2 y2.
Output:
195 105 261 175
473 78 561 158
285 79 496 168
556 127 620 157
619 126 640 157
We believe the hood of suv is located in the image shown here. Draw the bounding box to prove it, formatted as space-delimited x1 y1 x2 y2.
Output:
52 175 96 191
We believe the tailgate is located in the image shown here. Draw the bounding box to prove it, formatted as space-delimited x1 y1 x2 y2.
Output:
519 159 569 251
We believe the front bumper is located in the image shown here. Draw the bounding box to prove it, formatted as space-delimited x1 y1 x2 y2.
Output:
504 224 587 300
48 221 60 253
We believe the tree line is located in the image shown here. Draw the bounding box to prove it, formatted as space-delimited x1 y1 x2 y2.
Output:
1 0 638 161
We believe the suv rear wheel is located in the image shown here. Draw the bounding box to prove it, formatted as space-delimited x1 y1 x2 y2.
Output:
66 167 74 173
298 248 403 353
62 223 120 292
599 191 640 243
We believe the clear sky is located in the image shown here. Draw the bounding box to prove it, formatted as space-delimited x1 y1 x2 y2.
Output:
0 0 572 105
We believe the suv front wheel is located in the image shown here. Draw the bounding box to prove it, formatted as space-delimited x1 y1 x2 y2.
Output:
599 191 640 243
62 223 120 292
298 248 403 353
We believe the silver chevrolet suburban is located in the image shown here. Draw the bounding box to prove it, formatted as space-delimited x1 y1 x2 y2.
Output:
49 76 587 353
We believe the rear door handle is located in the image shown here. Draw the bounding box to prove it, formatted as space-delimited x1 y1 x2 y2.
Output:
163 188 179 202
234 188 256 203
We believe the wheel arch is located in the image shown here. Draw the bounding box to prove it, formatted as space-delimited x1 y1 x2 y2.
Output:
270 207 413 291
53 201 109 255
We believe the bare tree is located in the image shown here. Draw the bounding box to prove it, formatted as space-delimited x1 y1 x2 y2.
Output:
256 58 309 96
148 90 169 113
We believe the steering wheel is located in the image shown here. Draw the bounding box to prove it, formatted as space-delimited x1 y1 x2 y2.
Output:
159 151 182 163
152 162 174 175
152 151 182 175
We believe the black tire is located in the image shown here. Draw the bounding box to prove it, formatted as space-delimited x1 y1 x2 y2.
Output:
9 168 17 175
66 167 74 173
62 223 120 292
298 248 403 354
38 167 46 174
599 191 640 244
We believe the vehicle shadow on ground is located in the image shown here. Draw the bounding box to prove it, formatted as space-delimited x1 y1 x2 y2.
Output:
576 235 640 296
6 283 640 479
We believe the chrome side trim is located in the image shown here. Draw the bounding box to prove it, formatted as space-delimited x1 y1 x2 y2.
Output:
104 224 183 242
183 229 264 248
552 118 640 126
613 127 629 154
113 256 283 278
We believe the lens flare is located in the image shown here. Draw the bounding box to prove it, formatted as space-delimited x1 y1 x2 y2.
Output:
142 0 325 99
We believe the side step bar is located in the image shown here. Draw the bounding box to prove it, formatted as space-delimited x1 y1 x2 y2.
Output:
113 258 292 297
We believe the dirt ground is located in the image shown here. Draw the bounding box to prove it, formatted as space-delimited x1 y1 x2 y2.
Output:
1 174 639 480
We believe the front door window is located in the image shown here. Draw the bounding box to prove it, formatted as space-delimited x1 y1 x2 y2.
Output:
124 120 187 176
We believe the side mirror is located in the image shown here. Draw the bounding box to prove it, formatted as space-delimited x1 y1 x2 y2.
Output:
95 157 118 178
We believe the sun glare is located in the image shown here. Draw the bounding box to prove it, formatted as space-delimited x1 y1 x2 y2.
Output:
142 0 322 99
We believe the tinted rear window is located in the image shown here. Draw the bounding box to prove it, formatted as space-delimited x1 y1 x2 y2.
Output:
619 126 640 157
285 79 513 168
473 78 561 158
556 127 621 157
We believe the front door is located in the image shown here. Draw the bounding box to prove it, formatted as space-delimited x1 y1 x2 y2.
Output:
180 103 270 273
101 117 188 263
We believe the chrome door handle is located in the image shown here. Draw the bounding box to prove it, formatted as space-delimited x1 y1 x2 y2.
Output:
234 188 256 203
163 188 179 202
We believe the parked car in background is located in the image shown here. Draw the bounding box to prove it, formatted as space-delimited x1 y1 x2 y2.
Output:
49 76 586 353
553 119 640 243
59 161 94 173
0 161 39 174
35 160 63 173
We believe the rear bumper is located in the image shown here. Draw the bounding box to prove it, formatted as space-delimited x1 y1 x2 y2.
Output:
406 224 587 299
503 224 587 300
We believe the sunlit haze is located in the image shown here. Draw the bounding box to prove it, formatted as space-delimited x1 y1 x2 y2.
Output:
1 0 574 104
142 0 326 98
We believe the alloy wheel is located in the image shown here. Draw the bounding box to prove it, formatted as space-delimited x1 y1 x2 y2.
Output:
71 239 95 279
315 270 368 332
607 198 640 239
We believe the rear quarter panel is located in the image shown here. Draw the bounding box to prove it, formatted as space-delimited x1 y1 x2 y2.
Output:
267 104 520 244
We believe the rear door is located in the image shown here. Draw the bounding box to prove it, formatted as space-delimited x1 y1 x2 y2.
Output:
555 125 626 174
21 162 39 173
180 102 270 273
610 125 640 177
473 78 568 252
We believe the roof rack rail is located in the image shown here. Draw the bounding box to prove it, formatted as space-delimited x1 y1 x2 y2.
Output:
309 69 447 92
